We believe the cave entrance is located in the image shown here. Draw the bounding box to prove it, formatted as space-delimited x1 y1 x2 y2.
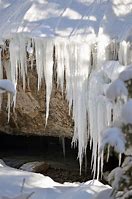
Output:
0 133 93 183
0 133 119 183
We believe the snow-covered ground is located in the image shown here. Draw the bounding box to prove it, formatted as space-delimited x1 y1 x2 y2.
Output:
0 161 112 199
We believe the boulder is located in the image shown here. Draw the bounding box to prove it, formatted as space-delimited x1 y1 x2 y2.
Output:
20 161 49 173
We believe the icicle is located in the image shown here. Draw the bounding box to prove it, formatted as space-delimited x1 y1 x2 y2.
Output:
8 36 19 117
55 42 65 93
66 41 91 174
34 38 44 91
119 153 122 166
100 151 104 179
84 150 87 174
106 144 110 162
64 41 73 114
7 93 11 123
34 37 54 125
43 39 53 126
88 69 114 178
119 40 132 66
18 35 27 90
97 29 110 67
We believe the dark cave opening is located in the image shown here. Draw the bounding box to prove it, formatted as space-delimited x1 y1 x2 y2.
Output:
0 133 119 183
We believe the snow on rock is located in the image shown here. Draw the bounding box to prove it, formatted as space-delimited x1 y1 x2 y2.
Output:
121 99 132 124
100 127 126 154
20 161 49 173
102 61 126 81
105 79 128 101
0 166 112 199
119 66 132 81
108 167 123 190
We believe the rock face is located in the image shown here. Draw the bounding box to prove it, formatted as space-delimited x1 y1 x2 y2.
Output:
0 69 73 137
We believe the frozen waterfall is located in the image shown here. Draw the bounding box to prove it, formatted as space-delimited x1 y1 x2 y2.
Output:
0 0 132 178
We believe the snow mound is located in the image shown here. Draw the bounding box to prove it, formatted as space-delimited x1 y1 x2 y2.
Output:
121 99 132 124
106 79 128 101
119 67 132 81
103 61 126 81
100 127 126 154
0 166 112 199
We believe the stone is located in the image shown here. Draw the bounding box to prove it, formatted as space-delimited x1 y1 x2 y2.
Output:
20 161 49 173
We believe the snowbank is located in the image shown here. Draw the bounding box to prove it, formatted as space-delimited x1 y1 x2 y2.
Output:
0 163 112 199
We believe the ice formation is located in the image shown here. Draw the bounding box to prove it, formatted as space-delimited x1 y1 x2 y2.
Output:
0 0 132 178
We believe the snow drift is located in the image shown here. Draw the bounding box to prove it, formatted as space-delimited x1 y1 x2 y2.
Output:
0 162 112 199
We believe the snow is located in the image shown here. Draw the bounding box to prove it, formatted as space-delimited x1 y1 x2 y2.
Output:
102 61 126 81
119 66 132 81
0 163 112 199
105 79 128 101
121 99 132 124
0 0 132 178
100 127 126 154
94 189 113 199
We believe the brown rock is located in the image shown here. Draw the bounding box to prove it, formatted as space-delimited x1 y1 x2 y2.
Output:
0 69 73 138
20 161 49 173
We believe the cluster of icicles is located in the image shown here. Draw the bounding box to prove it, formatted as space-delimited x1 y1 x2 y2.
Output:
0 34 131 178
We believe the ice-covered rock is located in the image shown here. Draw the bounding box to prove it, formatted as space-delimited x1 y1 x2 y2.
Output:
100 127 126 154
106 79 128 101
119 67 132 81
